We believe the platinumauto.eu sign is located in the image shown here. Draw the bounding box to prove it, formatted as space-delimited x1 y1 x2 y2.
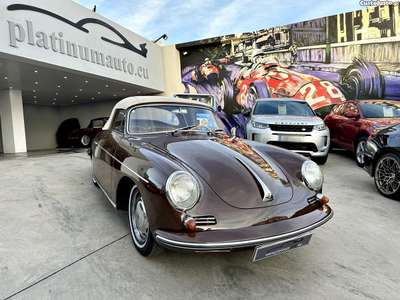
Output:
0 0 165 90
7 4 149 79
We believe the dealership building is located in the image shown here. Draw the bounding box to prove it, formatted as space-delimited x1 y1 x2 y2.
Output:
0 0 182 153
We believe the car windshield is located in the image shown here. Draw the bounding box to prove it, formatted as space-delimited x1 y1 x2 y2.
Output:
360 102 400 118
128 105 222 133
175 94 215 109
252 100 315 116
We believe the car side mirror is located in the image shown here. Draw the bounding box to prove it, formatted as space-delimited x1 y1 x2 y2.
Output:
217 105 222 112
242 110 251 117
345 111 357 118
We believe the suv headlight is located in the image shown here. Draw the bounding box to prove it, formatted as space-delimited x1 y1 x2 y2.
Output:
166 171 200 211
314 123 326 131
251 121 269 129
301 161 324 191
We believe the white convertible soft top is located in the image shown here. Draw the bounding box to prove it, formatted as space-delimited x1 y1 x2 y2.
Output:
103 96 210 130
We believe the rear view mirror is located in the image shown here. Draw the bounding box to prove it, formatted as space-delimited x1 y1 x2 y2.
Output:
242 110 251 117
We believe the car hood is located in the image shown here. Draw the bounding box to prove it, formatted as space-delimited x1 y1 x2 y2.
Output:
156 136 293 209
252 115 324 125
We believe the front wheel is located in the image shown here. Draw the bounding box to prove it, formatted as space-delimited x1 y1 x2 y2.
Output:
355 137 367 167
374 153 400 199
128 186 164 257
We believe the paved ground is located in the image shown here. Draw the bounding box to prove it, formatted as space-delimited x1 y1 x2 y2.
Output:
0 149 399 300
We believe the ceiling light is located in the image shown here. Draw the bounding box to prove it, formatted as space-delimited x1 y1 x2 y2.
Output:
5 77 7 79
106 85 108 87
58 86 60 88
123 88 125 91
71 100 74 103
56 93 58 95
79 89 82 91
34 101 37 103
53 102 55 105
98 92 100 94
85 80 88 83
10 87 12 89
138 91 140 94
34 96 36 98
35 82 38 84
92 97 94 99
33 90 35 92
64 76 67 79
34 70 38 73
114 95 116 97
75 95 77 97
54 98 56 100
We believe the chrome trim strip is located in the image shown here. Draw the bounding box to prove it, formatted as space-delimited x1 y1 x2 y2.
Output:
235 156 273 201
93 141 149 184
94 174 116 208
156 209 333 250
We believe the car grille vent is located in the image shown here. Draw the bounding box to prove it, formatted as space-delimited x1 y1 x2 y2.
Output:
270 125 314 132
193 216 217 226
268 141 318 152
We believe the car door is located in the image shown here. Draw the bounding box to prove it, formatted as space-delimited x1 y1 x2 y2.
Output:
93 109 125 201
326 103 345 144
341 102 362 149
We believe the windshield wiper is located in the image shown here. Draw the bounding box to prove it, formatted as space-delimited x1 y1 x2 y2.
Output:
174 125 198 132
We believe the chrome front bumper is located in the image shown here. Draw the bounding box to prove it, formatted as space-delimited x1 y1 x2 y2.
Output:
155 208 333 251
246 126 330 157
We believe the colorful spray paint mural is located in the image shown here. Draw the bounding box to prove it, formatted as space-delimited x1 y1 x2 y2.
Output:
178 5 400 137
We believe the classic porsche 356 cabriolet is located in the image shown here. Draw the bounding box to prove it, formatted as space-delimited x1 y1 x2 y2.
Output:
89 96 333 261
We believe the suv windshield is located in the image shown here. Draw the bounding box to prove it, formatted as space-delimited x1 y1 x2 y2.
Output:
128 105 221 133
253 100 315 116
360 102 400 118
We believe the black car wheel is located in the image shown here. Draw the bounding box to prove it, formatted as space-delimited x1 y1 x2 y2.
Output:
128 186 164 256
80 135 91 147
374 153 400 199
355 137 367 167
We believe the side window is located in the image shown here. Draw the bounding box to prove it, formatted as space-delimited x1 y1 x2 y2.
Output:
112 110 126 132
333 104 344 115
92 120 104 128
345 103 359 115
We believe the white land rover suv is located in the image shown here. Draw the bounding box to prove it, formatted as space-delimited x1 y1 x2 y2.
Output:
245 98 330 164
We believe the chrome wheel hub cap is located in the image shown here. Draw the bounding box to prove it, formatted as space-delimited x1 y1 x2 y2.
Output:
131 197 149 247
356 140 366 164
375 157 400 195
81 135 90 146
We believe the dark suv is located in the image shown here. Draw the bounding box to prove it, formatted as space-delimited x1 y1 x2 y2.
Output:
324 100 400 166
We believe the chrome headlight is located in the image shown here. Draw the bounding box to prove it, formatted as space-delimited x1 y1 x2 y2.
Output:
251 121 269 129
314 123 326 131
301 161 324 191
166 171 200 211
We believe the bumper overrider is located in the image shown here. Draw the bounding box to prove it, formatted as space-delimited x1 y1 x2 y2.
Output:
155 205 333 252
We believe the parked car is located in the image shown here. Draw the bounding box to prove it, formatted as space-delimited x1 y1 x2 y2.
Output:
57 118 80 148
89 96 332 261
68 117 108 147
364 123 400 199
324 100 400 166
245 98 330 165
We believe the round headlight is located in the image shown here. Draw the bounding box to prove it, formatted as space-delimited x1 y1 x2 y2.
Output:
166 171 200 211
301 160 324 191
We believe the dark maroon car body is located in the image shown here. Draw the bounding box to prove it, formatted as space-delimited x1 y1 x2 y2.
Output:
324 100 400 166
68 117 108 147
89 96 332 260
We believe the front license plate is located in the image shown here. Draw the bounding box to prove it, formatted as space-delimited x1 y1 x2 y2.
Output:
252 232 312 262
277 135 304 142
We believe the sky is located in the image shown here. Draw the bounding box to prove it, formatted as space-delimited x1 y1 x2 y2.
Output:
73 0 365 45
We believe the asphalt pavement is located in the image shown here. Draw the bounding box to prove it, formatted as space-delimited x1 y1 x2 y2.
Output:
0 149 399 300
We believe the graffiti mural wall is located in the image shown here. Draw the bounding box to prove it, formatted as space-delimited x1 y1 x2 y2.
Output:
177 5 400 137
